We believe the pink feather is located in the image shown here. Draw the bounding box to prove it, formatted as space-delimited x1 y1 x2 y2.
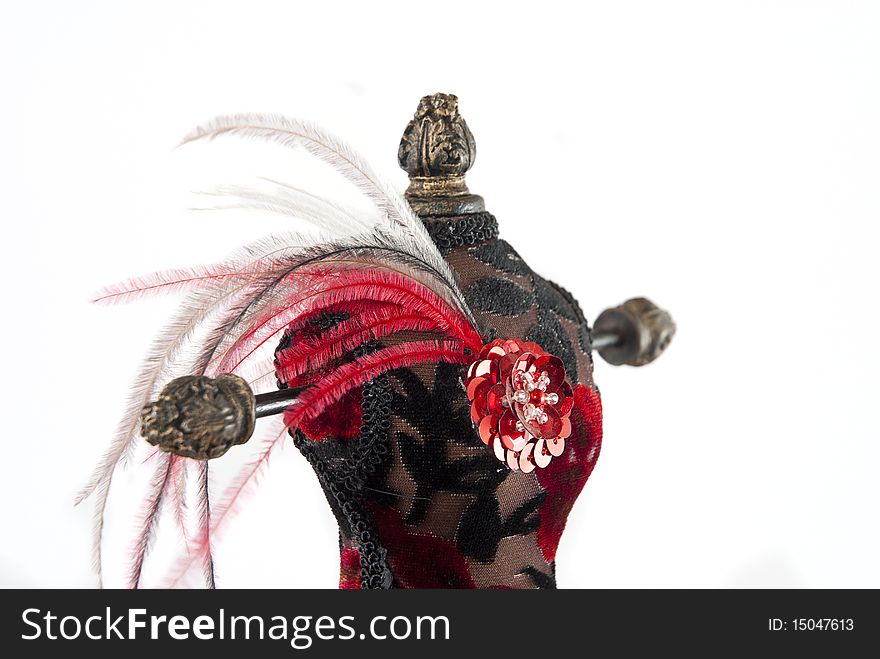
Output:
91 263 259 305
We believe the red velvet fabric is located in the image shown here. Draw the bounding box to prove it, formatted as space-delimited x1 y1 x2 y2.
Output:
536 384 603 562
365 502 477 589
339 547 362 589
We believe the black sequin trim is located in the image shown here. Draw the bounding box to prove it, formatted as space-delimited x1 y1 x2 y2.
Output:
292 376 395 589
421 212 499 253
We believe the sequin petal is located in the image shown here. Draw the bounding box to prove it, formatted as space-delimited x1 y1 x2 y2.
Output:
533 439 552 468
519 443 536 473
546 437 566 457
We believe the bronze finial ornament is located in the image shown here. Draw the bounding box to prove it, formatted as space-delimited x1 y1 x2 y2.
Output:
398 93 485 215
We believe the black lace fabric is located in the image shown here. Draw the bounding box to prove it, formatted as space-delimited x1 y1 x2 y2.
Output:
275 214 600 589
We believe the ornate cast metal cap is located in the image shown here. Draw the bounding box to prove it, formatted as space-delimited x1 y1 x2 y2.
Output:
398 93 485 216
593 298 677 367
140 374 256 460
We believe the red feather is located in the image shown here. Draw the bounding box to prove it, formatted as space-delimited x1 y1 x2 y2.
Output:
284 339 470 429
216 268 481 375
274 308 443 379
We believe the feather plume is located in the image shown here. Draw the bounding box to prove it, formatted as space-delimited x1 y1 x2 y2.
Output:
88 235 477 586
90 111 484 587
81 239 307 583
215 267 482 378
180 114 474 325
82 228 452 500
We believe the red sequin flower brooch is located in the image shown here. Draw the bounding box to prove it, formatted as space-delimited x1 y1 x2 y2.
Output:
465 339 574 472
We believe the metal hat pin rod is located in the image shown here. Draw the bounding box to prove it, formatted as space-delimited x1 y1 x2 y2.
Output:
140 297 674 460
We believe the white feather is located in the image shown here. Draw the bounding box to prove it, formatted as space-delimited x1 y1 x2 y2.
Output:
192 180 372 235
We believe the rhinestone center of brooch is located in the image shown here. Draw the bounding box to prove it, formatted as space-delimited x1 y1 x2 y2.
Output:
464 339 574 472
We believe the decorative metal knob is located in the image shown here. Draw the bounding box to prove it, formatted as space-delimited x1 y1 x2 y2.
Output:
140 374 256 460
398 92 485 216
592 298 676 367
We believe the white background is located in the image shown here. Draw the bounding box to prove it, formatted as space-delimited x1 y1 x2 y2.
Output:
1 1 878 588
